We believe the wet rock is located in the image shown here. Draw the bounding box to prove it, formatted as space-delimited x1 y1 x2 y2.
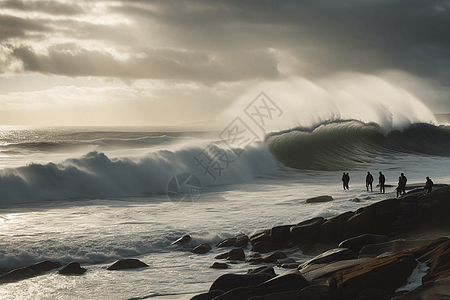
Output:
215 248 245 261
256 269 308 295
0 260 61 283
276 258 296 267
249 285 332 300
247 266 276 275
190 290 224 300
328 250 417 300
270 225 293 243
414 237 450 282
216 237 237 248
210 262 229 269
338 234 390 254
393 276 450 299
300 258 371 285
191 243 212 254
209 273 275 293
107 259 149 270
290 217 325 242
248 251 287 264
359 238 435 258
300 248 357 269
305 195 333 203
58 262 87 275
251 241 283 253
212 286 255 300
171 234 191 245
250 230 271 245
234 234 249 248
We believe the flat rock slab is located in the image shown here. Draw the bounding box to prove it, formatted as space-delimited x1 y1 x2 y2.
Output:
300 248 357 269
0 260 61 283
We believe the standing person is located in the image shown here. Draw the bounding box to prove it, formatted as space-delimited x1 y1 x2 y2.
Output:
366 171 374 191
396 176 404 198
400 173 407 195
424 176 434 194
379 171 385 194
342 172 347 190
346 173 350 190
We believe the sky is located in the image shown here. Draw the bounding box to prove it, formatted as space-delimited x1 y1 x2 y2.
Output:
0 0 449 126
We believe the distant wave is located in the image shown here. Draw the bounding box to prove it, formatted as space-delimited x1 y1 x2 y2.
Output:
0 142 277 204
266 120 450 170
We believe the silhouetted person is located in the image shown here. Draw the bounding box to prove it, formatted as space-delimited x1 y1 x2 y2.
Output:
400 173 407 195
397 177 405 198
424 176 433 194
342 172 350 190
379 171 385 194
366 171 373 191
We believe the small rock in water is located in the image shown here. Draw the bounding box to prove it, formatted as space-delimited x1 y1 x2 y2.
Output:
171 234 191 245
107 259 149 270
350 197 361 202
210 262 229 269
305 195 333 203
59 262 87 275
191 243 212 254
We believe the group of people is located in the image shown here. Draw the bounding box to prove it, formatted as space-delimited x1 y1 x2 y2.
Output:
342 171 434 197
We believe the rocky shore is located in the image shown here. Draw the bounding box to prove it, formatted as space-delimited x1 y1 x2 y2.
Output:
2 185 450 300
189 184 450 300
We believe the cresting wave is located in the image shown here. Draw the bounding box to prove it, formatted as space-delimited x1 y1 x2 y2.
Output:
266 120 450 171
0 141 277 204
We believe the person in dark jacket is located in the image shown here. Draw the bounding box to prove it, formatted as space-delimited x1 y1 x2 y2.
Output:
366 171 374 191
424 177 433 194
378 172 385 194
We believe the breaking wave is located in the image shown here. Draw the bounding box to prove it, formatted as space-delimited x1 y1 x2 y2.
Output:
266 120 450 170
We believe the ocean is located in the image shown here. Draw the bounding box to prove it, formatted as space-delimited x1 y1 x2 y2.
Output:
1 121 450 299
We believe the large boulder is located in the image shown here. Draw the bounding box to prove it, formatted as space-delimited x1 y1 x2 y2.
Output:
328 250 417 300
300 248 357 269
217 234 249 248
338 234 390 254
250 230 271 245
290 217 325 242
190 290 224 300
248 285 332 300
255 269 308 296
209 273 275 293
270 225 293 243
359 238 435 257
251 241 284 253
107 259 149 270
0 260 61 283
414 237 450 282
247 251 287 264
215 248 245 261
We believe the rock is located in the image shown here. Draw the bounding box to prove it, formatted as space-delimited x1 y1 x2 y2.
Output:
338 234 390 254
300 258 371 285
234 234 249 248
256 269 308 295
305 195 333 203
359 239 435 257
209 273 275 293
290 217 325 242
107 259 149 270
210 262 229 269
414 237 450 282
191 243 212 254
190 290 224 300
248 285 332 300
0 260 61 283
171 234 191 245
216 237 237 248
247 267 276 275
392 276 450 299
276 258 296 267
270 225 293 243
251 241 283 253
300 248 357 269
250 230 271 245
215 248 245 261
212 286 255 300
328 250 417 300
58 262 87 275
248 251 287 264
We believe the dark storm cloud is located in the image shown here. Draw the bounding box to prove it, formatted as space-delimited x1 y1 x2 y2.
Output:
0 15 49 40
2 0 450 83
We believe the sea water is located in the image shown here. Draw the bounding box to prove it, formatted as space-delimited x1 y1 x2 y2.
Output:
1 124 450 299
